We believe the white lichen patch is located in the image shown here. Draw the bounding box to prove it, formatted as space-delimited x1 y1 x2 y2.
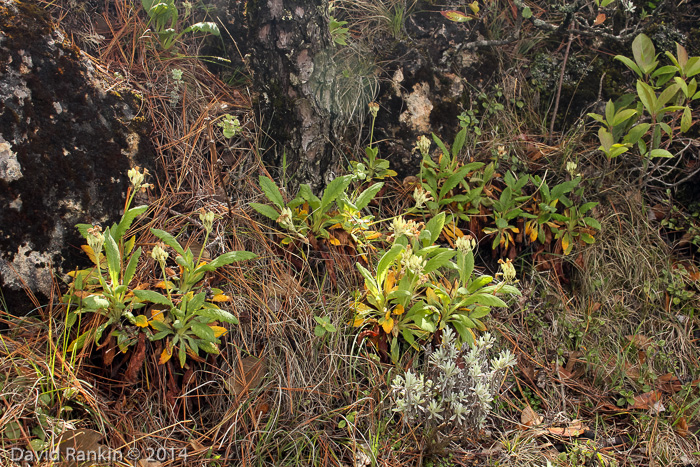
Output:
9 195 21 210
0 244 53 297
53 101 63 114
399 82 433 133
0 135 23 181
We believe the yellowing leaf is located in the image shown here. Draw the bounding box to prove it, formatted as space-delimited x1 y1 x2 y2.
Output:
365 231 382 240
156 280 176 290
159 346 173 364
134 315 149 328
328 236 341 246
426 287 439 305
384 270 397 294
441 10 472 22
393 304 405 315
354 302 373 313
351 317 366 327
561 235 571 255
150 308 166 324
211 294 231 302
329 223 343 230
380 316 394 334
81 244 99 265
210 325 228 338
468 1 480 14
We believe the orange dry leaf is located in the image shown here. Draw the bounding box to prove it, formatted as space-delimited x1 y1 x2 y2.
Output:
521 405 543 427
159 346 172 364
629 390 664 412
594 13 606 25
547 420 587 437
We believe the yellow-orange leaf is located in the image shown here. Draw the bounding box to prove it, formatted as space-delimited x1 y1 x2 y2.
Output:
393 304 405 315
426 287 439 305
354 302 373 313
381 317 394 334
561 235 571 255
81 244 99 265
159 346 173 364
150 308 166 323
134 315 149 328
365 231 382 240
211 294 231 302
210 325 228 338
384 270 396 294
351 317 365 327
328 236 341 246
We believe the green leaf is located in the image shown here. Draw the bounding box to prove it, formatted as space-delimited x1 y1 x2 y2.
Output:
320 175 353 212
103 230 121 284
206 251 256 270
439 165 471 199
466 275 493 293
355 182 383 210
681 106 692 133
183 21 220 36
377 244 405 286
190 322 215 342
250 202 281 221
605 100 615 126
114 205 148 242
636 81 657 115
613 109 638 127
649 148 674 158
461 293 507 308
423 212 446 246
197 306 238 324
615 55 643 79
624 123 650 144
521 6 532 18
356 264 379 296
423 250 456 275
674 77 689 97
298 184 321 212
123 247 142 286
185 292 207 316
178 343 186 367
587 112 605 124
598 127 614 152
151 228 185 256
685 57 700 78
134 289 172 306
632 33 657 75
451 127 467 157
258 176 285 209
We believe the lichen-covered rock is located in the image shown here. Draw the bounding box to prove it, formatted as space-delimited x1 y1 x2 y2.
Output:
0 0 153 313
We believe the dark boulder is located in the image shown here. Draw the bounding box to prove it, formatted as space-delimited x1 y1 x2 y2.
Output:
0 0 153 313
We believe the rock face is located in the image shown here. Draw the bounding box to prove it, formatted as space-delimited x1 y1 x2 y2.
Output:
0 0 152 313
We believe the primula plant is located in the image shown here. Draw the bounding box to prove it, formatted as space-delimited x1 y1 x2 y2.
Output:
391 328 516 453
353 212 520 362
65 169 256 368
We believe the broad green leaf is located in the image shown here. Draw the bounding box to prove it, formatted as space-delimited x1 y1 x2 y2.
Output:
190 322 215 341
461 293 507 308
321 175 353 212
134 289 172 306
605 100 615 126
377 244 404 286
587 113 605 124
681 106 692 133
636 81 657 115
151 228 185 256
183 22 220 36
197 306 238 324
423 212 446 246
205 251 256 270
355 182 383 210
632 33 657 74
598 127 614 152
298 184 321 212
103 231 121 285
466 275 493 294
114 205 148 242
623 123 650 144
451 127 467 157
258 176 284 208
250 202 281 221
123 247 142 286
612 109 638 127
614 55 643 78
583 217 601 230
657 83 679 109
674 77 689 97
522 6 532 18
649 148 674 158
432 133 450 158
439 165 471 199
356 264 379 296
423 250 456 275
685 57 700 78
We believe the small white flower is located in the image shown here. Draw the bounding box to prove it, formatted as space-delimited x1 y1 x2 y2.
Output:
415 135 431 157
455 235 476 254
412 186 432 209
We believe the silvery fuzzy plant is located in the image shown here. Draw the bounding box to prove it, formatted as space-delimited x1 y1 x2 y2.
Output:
391 328 515 453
